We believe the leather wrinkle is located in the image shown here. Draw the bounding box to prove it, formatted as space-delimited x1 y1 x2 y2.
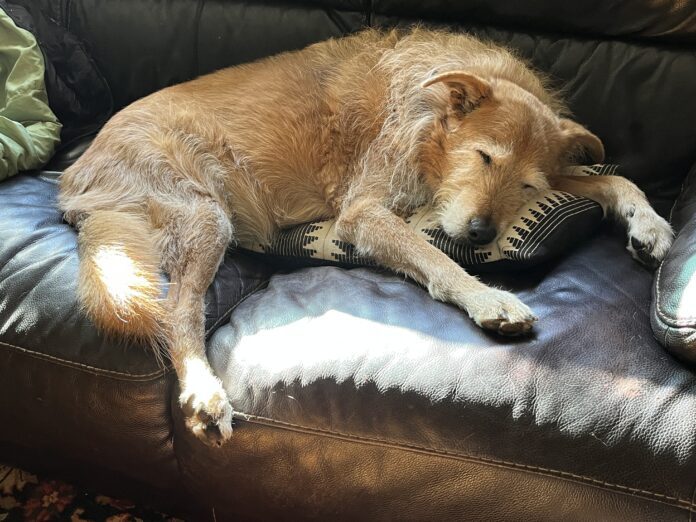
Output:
204 277 271 342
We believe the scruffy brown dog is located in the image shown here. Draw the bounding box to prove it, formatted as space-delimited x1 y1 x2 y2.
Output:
59 27 673 445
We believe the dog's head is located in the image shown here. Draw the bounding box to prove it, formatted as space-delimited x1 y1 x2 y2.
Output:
421 71 604 246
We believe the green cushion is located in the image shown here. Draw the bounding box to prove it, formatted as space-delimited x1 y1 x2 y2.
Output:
0 9 61 181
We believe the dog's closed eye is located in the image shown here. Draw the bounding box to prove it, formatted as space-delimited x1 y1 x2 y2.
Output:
477 150 491 165
522 183 538 191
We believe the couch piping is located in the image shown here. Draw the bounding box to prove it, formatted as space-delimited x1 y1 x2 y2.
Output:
240 413 696 513
655 262 696 326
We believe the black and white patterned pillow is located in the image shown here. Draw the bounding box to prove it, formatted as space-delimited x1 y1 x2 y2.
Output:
238 165 615 270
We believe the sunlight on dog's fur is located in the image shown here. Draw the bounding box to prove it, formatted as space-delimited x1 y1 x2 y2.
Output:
59 27 673 445
77 211 168 352
93 246 146 306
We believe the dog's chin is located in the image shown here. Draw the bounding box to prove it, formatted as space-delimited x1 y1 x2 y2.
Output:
442 228 465 244
443 229 498 248
444 231 475 247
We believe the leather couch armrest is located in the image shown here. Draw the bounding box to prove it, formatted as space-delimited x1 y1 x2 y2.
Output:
651 164 696 363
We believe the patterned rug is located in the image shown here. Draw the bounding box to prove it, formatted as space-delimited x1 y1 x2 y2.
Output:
0 464 183 522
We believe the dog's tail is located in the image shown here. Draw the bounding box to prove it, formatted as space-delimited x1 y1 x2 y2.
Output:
76 210 168 350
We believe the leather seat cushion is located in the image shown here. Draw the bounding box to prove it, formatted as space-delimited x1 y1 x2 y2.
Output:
204 228 696 516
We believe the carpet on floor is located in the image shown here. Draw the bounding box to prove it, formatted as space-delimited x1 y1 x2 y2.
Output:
0 464 183 521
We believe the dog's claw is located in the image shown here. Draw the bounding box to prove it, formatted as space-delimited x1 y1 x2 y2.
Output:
181 384 234 447
500 320 534 335
630 236 645 251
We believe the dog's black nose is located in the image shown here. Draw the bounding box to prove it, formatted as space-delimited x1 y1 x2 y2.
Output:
467 218 497 245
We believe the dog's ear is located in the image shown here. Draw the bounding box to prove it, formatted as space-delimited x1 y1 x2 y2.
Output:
422 71 491 124
559 118 605 163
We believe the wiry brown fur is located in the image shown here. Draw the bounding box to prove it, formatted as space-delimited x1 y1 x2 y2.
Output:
59 27 672 445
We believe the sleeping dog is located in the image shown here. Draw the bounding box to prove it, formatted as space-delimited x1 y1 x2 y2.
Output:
59 27 673 445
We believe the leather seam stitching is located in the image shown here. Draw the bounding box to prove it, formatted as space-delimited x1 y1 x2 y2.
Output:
0 339 166 381
241 414 696 511
668 178 685 224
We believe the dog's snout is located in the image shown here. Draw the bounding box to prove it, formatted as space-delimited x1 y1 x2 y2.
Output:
467 217 497 245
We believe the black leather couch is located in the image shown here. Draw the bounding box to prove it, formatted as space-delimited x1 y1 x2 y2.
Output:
2 1 696 520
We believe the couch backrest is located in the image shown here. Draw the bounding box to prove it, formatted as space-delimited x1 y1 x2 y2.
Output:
24 0 696 205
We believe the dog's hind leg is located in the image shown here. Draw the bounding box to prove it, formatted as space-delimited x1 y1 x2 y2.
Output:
550 174 673 268
158 197 234 446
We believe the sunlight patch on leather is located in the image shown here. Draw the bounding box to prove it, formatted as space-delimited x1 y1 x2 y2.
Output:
233 309 431 375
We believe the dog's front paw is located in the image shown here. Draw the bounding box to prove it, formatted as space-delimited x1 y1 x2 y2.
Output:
180 377 234 447
626 207 673 269
464 288 537 336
